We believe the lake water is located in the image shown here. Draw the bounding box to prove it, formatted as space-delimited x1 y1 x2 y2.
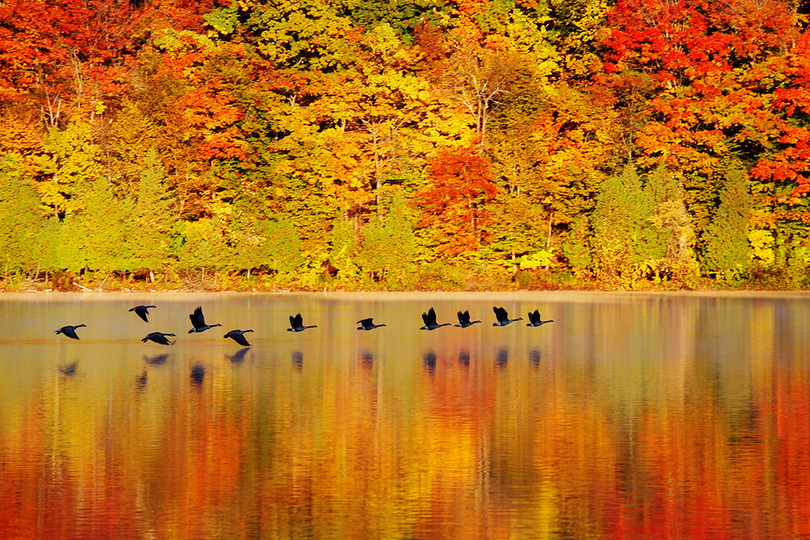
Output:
1 291 809 539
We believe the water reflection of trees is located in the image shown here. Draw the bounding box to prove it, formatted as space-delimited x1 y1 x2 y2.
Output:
3 300 810 538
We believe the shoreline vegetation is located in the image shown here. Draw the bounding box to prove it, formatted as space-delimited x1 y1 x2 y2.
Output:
0 267 804 293
2 0 810 291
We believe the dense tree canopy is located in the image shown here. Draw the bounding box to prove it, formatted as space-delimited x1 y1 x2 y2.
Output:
0 0 808 290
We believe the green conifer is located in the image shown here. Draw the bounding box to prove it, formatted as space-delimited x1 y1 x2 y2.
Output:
592 165 652 285
128 149 176 275
704 168 751 276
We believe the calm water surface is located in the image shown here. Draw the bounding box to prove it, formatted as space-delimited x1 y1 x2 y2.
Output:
1 292 809 539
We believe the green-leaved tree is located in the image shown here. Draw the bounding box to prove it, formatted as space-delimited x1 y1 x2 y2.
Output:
592 165 653 286
0 155 46 278
703 168 751 278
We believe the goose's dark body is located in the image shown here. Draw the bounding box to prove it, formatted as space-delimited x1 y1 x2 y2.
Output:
357 318 386 331
492 307 522 326
56 324 85 340
455 310 481 328
225 329 254 346
420 307 450 330
527 310 553 327
129 305 156 323
288 314 317 332
188 306 221 334
142 332 176 345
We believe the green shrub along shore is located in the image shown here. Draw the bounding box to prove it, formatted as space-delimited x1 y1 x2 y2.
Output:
1 156 807 292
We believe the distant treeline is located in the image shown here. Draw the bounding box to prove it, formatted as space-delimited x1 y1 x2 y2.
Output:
0 0 808 291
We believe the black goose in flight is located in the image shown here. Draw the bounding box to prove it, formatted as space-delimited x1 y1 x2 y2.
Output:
188 306 221 333
288 313 317 332
420 307 450 330
225 329 254 346
56 324 86 340
357 318 386 331
527 310 553 327
142 332 176 345
129 305 156 323
492 306 522 326
455 310 481 328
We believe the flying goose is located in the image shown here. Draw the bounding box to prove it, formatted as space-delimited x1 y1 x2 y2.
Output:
129 305 156 323
56 324 86 340
225 329 254 346
492 306 522 326
188 307 221 334
420 307 450 330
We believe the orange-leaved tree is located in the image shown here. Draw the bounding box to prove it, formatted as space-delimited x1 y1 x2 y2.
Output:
413 147 500 257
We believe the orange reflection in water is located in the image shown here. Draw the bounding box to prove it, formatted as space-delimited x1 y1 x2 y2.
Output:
0 293 809 539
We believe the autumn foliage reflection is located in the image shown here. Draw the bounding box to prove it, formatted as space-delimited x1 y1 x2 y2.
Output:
1 299 810 538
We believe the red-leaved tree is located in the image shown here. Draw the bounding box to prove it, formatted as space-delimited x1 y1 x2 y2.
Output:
413 147 500 257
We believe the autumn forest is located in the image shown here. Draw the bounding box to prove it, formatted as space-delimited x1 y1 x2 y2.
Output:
1 0 809 290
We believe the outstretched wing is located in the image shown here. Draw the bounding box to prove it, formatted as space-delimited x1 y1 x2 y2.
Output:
493 306 506 323
422 311 430 326
134 306 149 323
229 332 250 346
427 307 437 326
358 318 373 327
529 310 539 325
190 307 205 329
292 313 303 328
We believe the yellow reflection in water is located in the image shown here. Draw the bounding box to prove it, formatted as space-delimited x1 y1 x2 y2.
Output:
0 292 809 539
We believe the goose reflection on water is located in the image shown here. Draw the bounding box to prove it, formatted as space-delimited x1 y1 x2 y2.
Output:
423 350 437 373
496 349 508 369
361 350 374 369
529 349 541 367
135 370 148 390
190 364 206 385
144 353 169 366
458 349 470 367
58 361 78 375
228 348 250 363
292 351 304 371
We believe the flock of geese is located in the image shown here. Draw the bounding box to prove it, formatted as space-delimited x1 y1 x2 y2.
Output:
52 305 553 380
54 305 554 347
